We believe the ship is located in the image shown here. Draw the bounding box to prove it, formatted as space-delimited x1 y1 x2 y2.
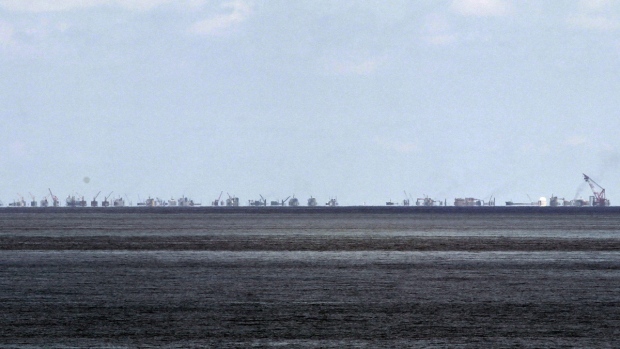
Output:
226 194 240 206
288 196 299 206
249 195 267 206
8 198 26 207
454 197 495 206
113 197 125 207
455 198 482 206
66 195 87 207
140 197 158 207
416 196 444 206
178 196 199 207
505 197 547 206
270 196 290 206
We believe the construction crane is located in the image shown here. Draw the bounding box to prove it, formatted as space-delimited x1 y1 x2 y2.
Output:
249 195 267 206
212 191 223 206
48 189 59 207
28 192 37 207
102 192 113 207
280 196 291 206
583 173 610 206
270 196 290 206
91 191 101 207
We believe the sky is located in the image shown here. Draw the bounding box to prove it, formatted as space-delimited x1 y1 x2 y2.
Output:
1 0 620 206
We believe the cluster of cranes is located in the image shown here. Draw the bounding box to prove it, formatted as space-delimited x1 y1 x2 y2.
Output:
548 174 610 207
2 174 610 208
210 192 333 207
7 189 126 208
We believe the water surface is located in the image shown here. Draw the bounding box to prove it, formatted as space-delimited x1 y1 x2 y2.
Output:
1 208 619 347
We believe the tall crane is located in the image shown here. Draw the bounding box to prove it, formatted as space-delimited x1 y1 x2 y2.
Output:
28 192 37 207
102 192 113 207
583 173 610 206
280 196 291 206
91 191 101 207
48 189 59 207
212 191 223 206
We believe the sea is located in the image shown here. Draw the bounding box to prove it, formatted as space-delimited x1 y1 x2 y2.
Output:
1 206 619 348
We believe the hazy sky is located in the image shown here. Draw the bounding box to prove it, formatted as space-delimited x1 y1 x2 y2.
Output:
1 0 620 205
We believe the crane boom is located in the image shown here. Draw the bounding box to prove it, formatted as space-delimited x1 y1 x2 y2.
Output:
48 188 59 207
583 173 609 206
212 191 224 206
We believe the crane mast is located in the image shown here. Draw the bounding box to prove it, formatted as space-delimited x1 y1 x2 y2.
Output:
583 173 610 206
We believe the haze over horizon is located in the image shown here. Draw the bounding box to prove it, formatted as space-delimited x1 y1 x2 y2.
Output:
1 0 619 205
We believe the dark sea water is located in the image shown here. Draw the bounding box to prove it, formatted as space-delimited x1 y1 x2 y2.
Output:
1 207 620 348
